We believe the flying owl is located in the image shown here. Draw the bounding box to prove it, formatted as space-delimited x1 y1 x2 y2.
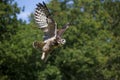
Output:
33 2 70 61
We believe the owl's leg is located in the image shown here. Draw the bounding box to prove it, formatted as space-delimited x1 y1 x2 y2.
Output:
41 52 46 60
41 51 49 62
41 42 50 61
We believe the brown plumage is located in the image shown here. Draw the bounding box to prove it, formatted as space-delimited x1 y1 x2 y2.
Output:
33 2 70 61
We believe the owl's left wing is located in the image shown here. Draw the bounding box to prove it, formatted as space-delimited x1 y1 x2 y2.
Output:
57 23 70 37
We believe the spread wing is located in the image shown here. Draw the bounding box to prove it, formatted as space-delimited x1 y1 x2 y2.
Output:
57 23 70 37
34 2 57 41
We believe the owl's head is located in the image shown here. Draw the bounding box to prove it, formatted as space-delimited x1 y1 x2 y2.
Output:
58 38 66 45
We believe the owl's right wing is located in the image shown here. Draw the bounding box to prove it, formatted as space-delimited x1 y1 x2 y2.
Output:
34 2 57 41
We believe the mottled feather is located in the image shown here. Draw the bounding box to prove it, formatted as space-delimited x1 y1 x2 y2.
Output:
34 2 57 41
57 23 70 37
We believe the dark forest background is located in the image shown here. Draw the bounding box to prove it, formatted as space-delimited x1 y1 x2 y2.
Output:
0 0 120 80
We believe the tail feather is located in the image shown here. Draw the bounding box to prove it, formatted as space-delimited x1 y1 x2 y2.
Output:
33 41 45 49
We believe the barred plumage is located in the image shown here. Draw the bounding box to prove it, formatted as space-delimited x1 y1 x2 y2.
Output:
33 2 70 62
34 2 56 40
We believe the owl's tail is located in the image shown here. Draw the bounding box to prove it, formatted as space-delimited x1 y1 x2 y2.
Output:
33 41 45 49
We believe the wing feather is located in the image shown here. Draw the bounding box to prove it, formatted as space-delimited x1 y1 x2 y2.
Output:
34 2 57 41
57 23 70 37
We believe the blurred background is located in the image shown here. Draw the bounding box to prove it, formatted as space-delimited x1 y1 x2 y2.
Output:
0 0 120 80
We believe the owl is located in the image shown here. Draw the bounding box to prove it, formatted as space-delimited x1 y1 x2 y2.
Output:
33 2 70 61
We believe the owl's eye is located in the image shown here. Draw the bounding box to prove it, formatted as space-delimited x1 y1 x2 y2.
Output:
61 39 66 44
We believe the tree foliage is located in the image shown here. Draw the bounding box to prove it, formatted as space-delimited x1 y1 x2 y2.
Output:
0 0 21 41
0 0 120 80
